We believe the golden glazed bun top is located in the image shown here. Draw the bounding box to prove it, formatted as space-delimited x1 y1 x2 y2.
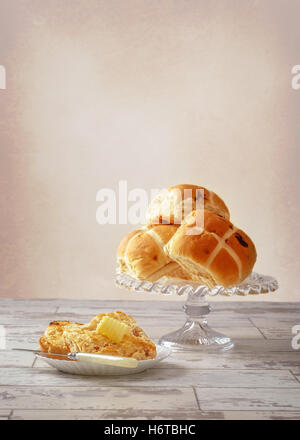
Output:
147 184 230 225
165 210 257 287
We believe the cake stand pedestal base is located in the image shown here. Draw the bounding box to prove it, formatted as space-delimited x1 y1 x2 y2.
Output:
158 293 234 351
116 271 279 352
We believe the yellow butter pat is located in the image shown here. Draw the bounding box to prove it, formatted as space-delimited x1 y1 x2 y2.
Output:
96 316 130 343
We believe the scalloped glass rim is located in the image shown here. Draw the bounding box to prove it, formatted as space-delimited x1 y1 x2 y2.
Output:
115 270 279 297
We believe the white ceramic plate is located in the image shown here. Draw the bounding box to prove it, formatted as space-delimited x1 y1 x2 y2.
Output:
36 345 170 376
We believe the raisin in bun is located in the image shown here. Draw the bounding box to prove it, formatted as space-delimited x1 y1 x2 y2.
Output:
164 210 257 287
117 224 189 281
147 184 230 225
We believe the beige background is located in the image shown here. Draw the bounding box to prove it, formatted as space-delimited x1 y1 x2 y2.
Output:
0 0 299 301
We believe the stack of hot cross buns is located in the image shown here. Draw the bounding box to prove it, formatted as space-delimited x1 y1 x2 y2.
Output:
117 184 257 288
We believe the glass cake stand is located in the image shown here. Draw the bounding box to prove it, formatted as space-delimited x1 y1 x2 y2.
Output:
115 271 279 352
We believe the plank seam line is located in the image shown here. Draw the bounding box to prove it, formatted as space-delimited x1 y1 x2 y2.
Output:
248 317 267 340
8 409 300 413
289 369 300 384
1 386 299 390
192 386 201 410
30 356 38 368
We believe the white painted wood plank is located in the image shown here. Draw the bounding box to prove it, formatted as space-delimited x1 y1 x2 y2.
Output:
251 317 300 340
255 328 294 340
211 303 300 316
0 300 58 313
143 316 255 328
1 367 298 388
155 351 300 371
55 300 300 321
251 317 300 326
142 326 263 340
222 410 300 420
10 409 223 420
0 386 197 410
57 300 290 316
0 410 10 419
251 314 300 338
53 300 300 313
2 299 299 314
0 350 33 368
291 368 300 383
0 313 66 327
230 339 296 352
9 408 300 420
4 326 44 350
195 387 300 411
37 312 254 328
56 302 183 315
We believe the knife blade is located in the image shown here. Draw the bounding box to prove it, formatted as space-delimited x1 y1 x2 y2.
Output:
13 348 69 358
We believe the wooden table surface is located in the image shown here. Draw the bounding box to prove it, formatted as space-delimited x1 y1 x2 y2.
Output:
0 299 299 420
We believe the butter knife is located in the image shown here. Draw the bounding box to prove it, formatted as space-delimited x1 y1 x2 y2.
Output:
13 348 138 368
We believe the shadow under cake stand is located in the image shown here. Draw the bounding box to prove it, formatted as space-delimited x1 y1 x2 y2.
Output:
115 271 279 351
